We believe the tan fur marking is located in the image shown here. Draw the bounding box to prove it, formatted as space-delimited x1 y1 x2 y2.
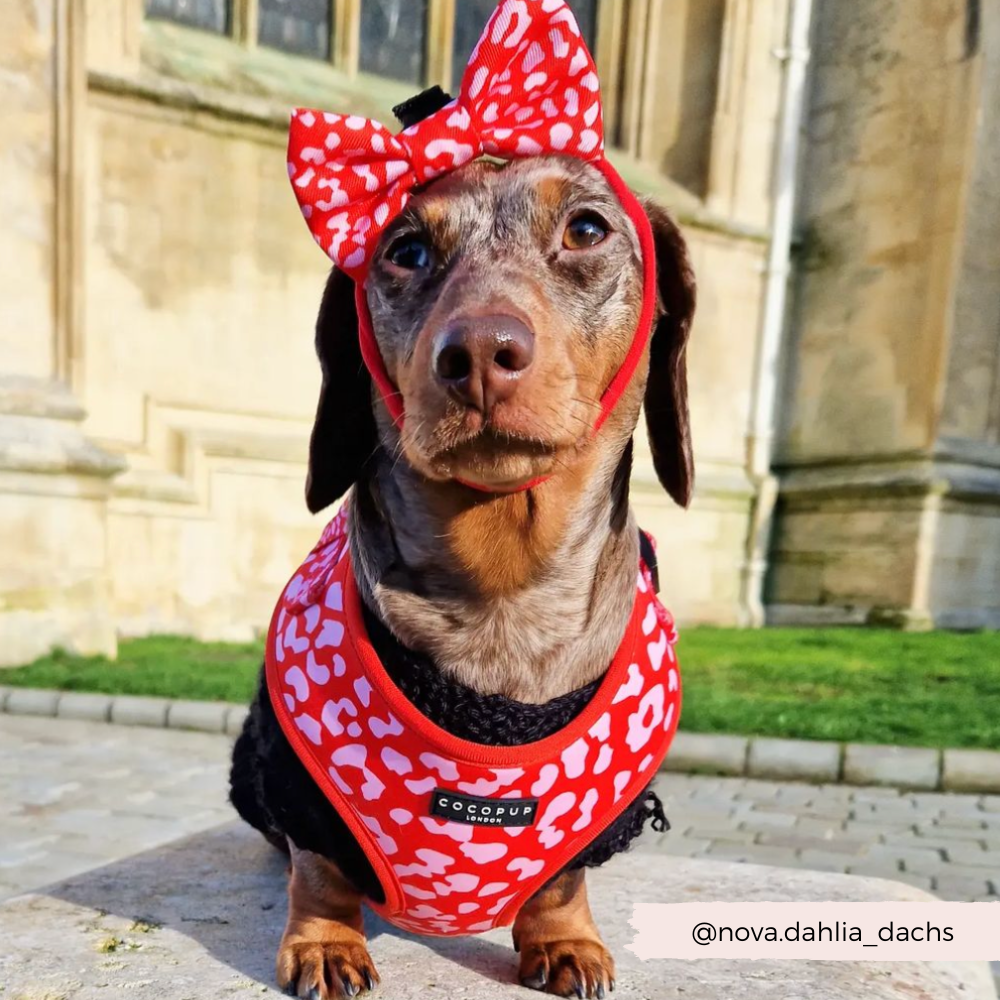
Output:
448 444 601 596
277 843 380 998
514 870 615 997
535 174 571 217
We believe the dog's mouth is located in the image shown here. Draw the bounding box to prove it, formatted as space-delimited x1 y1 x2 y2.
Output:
407 423 574 491
398 379 599 491
441 432 561 490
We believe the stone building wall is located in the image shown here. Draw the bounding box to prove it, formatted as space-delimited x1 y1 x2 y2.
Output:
0 0 122 667
0 1 60 380
1 0 997 667
0 0 782 665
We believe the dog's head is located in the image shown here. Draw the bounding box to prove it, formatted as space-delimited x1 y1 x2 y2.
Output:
305 155 695 511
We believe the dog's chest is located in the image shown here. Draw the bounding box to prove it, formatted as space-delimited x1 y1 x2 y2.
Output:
372 543 639 703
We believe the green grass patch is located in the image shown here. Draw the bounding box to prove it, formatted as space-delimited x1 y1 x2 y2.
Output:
679 627 1000 750
3 629 999 750
2 636 263 704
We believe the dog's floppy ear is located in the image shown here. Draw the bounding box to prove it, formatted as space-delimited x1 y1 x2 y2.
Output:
642 201 697 508
305 267 378 513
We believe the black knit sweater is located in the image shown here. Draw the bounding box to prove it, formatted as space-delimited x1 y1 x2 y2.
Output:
230 594 668 904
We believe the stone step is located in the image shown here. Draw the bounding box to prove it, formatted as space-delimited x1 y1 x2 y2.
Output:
0 823 995 999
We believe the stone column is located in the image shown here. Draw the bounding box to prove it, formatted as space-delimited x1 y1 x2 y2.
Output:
769 0 1000 628
0 0 123 666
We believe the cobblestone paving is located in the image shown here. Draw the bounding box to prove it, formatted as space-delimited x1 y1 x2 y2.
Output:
0 714 235 900
646 773 1000 901
3 715 998 905
646 773 1000 992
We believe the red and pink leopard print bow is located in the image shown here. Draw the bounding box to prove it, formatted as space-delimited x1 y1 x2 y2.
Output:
287 0 605 279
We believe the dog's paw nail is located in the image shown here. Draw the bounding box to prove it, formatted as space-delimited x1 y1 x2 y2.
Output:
363 970 376 992
610 979 616 993
342 981 358 998
597 985 606 999
308 988 321 1000
283 985 296 998
573 982 585 999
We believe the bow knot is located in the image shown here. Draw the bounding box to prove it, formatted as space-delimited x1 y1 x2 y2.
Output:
398 101 482 184
288 0 604 279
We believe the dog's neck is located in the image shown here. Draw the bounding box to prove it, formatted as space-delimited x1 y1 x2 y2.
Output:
348 442 639 704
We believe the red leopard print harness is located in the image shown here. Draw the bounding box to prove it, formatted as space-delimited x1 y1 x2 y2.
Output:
266 507 681 936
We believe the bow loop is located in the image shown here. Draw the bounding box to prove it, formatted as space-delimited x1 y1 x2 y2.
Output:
460 0 604 160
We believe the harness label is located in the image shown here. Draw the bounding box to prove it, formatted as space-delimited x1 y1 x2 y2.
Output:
430 789 539 827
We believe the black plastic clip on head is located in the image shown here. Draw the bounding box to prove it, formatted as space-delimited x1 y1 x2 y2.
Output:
392 85 454 130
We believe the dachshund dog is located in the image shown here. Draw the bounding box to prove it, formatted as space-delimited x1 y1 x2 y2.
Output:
230 152 695 998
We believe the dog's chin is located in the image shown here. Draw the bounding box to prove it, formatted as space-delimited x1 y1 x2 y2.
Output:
444 442 558 491
406 432 572 492
448 453 554 492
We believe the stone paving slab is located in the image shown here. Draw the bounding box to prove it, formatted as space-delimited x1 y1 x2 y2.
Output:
748 736 841 783
1 823 996 1000
945 750 1000 794
843 744 941 790
166 698 230 733
2 715 998 994
663 732 748 775
5 686 60 716
56 691 114 723
224 703 251 736
110 694 171 728
0 714 234 899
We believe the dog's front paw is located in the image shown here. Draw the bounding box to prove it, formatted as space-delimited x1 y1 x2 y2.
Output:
277 932 380 999
517 938 615 998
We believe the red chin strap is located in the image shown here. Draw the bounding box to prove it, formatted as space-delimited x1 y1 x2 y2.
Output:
354 157 657 495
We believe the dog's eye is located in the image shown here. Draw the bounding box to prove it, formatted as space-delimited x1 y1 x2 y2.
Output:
386 236 432 271
563 212 609 250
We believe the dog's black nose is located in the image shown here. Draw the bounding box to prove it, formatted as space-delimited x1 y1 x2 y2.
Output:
432 315 535 413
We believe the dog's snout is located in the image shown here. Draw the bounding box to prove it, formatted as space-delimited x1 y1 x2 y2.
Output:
432 315 535 413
